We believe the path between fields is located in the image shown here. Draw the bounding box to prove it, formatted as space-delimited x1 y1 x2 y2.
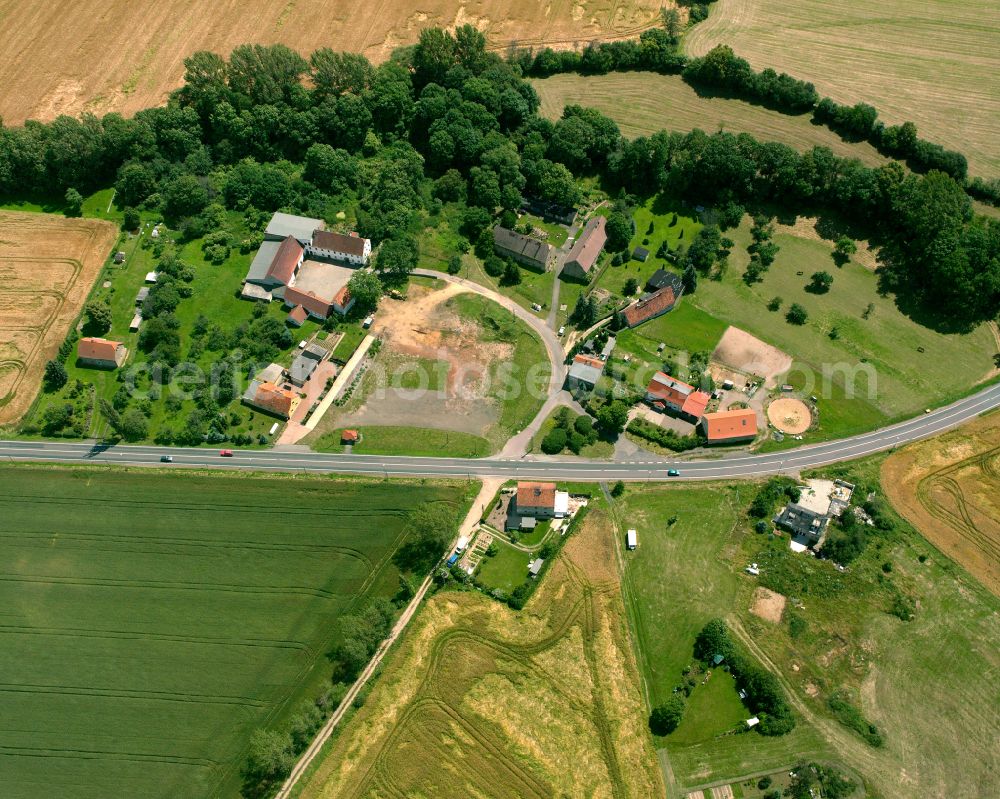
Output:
275 478 500 799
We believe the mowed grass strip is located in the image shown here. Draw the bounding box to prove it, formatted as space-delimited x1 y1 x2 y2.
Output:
314 426 492 458
686 0 1000 177
532 72 887 164
0 466 466 799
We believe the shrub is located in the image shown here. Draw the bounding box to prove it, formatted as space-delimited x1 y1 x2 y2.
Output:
786 303 808 325
43 360 68 391
649 695 686 735
610 480 625 498
828 690 884 747
541 427 567 454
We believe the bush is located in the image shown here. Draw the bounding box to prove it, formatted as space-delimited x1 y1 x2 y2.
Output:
649 695 686 735
541 427 567 454
786 303 808 325
610 480 625 498
828 690 884 747
626 417 702 452
43 359 68 391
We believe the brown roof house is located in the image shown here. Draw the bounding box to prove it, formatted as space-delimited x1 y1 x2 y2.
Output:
77 337 128 369
699 408 758 444
621 285 679 328
493 226 553 272
561 216 607 281
307 230 371 266
565 353 605 393
508 482 570 530
244 381 300 419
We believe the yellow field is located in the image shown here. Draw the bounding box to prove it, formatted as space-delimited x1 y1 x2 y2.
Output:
534 72 887 163
0 0 665 124
686 0 1000 178
0 211 116 426
297 508 664 799
882 411 1000 597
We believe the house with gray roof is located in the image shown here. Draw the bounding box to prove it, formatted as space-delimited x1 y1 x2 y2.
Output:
289 343 328 387
493 226 553 272
265 212 324 245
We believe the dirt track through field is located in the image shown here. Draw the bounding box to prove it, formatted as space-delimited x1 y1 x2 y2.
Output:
0 211 116 426
0 0 666 124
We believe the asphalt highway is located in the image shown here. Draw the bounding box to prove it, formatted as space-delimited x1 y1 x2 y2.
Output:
2 382 997 481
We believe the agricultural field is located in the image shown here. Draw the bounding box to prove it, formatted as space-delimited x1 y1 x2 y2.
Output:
882 411 1000 597
686 0 1000 178
0 0 666 124
0 211 116 427
533 73 887 164
0 465 471 799
613 478 1000 798
308 286 551 455
296 507 665 799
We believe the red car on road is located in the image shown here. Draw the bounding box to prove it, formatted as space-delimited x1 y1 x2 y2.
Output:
219 449 234 457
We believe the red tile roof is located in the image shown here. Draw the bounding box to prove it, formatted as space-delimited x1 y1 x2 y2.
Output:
702 408 758 441
341 429 360 443
253 381 296 418
681 390 711 418
565 215 607 274
333 285 351 308
283 286 334 319
287 305 308 326
311 229 368 257
622 286 677 328
646 372 695 406
517 481 557 510
573 353 604 370
266 236 304 284
78 337 123 363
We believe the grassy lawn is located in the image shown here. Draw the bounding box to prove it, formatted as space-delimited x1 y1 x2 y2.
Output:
475 541 533 593
688 217 996 420
312 425 491 458
533 72 887 165
330 325 367 361
512 519 551 549
0 465 472 799
520 213 569 247
667 670 749 745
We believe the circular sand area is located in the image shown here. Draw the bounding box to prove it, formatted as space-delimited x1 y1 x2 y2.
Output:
767 398 811 434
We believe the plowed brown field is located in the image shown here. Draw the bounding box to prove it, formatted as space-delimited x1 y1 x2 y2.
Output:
0 0 664 124
882 412 1000 597
0 211 116 425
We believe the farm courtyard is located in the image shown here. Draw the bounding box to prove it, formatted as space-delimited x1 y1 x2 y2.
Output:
0 466 470 799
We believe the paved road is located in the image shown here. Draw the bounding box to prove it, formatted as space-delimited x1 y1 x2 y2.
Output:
3 382 997 480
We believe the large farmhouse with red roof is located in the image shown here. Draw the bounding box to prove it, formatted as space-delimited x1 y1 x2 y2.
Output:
242 212 368 322
645 371 711 422
621 284 680 328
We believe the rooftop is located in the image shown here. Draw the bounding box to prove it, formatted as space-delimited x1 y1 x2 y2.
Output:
265 236 304 285
266 212 324 243
493 226 552 267
622 286 676 327
517 481 557 509
311 229 368 257
564 215 607 273
702 408 758 441
78 337 122 361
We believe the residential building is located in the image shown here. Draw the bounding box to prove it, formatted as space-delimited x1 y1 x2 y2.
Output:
775 478 855 543
521 197 577 226
621 285 679 328
699 408 758 444
561 216 606 281
289 343 327 387
493 226 553 272
512 481 570 520
243 381 300 419
307 229 371 266
77 337 127 369
646 372 710 421
565 353 605 393
246 235 304 291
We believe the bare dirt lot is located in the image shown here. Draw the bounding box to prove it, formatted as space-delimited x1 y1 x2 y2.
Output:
882 412 1000 597
749 586 787 623
767 397 811 435
711 326 792 388
0 0 665 124
0 211 116 425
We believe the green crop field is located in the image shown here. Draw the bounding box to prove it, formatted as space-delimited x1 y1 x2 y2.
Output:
0 466 470 799
533 73 887 164
612 476 1000 797
686 0 1000 178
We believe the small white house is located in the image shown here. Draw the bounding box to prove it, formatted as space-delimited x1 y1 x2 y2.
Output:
626 529 638 550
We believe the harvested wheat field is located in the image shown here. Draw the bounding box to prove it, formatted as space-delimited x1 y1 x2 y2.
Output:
0 211 115 425
686 0 1000 178
0 0 664 124
297 508 664 799
882 412 1000 597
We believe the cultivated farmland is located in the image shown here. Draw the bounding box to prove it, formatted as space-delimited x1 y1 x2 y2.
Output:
0 466 469 799
686 0 1000 178
0 0 665 125
0 211 116 426
297 508 664 799
533 73 887 164
882 411 1000 597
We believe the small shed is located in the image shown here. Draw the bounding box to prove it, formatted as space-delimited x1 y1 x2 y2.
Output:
745 716 760 729
129 312 142 332
626 529 638 550
520 516 538 531
135 287 150 306
341 429 360 444
268 422 279 435
712 653 725 666
447 552 459 566
528 558 544 578
632 246 649 262
113 251 126 264
144 271 158 284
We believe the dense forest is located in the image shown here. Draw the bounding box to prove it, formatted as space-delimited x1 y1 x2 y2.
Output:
0 25 997 327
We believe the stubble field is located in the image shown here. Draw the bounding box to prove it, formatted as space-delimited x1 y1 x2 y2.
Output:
882 411 1000 597
0 211 116 426
297 508 664 799
0 0 665 124
685 0 1000 178
0 466 468 799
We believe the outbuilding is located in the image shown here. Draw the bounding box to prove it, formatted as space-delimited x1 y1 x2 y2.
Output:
528 558 544 578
